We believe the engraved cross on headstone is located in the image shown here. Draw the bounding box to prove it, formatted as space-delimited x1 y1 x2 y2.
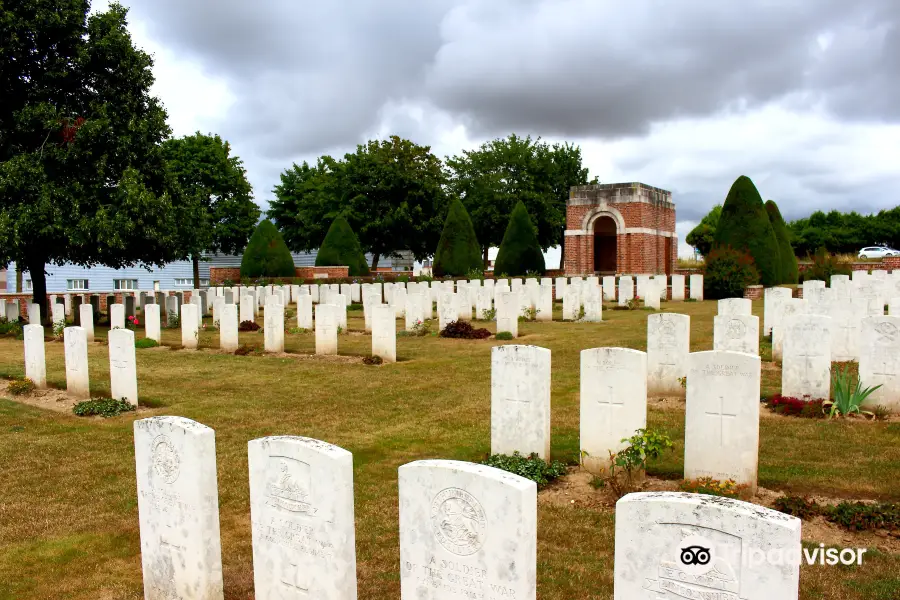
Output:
110 344 129 370
503 366 530 405
705 396 737 446
280 560 309 595
874 360 896 380
596 385 624 433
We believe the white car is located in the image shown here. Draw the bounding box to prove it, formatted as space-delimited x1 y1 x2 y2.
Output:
858 246 900 259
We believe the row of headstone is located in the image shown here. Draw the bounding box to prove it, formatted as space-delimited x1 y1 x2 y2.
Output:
134 415 800 599
495 344 762 489
23 324 138 403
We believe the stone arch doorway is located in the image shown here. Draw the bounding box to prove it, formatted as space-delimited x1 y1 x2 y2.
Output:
593 216 618 274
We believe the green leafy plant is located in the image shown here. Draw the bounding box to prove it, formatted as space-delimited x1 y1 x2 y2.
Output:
440 320 491 339
240 219 296 278
337 325 344 335
826 364 881 418
0 318 23 337
7 377 36 395
465 267 485 280
479 307 497 321
52 321 65 339
799 247 852 284
166 312 180 329
481 451 567 489
135 338 159 349
827 501 900 532
362 355 384 365
702 245 761 299
677 376 687 389
519 307 539 321
234 344 257 356
495 331 514 341
288 327 309 334
772 496 821 520
602 428 674 498
72 397 135 418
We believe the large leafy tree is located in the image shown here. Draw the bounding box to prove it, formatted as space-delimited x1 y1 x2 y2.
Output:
432 198 482 277
161 132 259 288
446 134 590 268
714 176 781 286
765 200 799 284
788 209 900 256
270 136 448 269
240 219 295 279
685 204 722 257
0 1 192 319
315 216 369 276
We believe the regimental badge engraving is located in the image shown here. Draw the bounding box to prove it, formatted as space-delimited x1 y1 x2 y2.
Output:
265 456 318 516
431 488 487 556
151 435 180 484
726 318 746 339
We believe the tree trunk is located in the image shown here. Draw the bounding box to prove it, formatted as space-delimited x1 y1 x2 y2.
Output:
26 257 48 325
559 226 566 271
371 253 380 271
482 246 489 270
15 268 22 293
193 255 201 289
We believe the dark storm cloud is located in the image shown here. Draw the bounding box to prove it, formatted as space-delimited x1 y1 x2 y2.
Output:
123 0 900 158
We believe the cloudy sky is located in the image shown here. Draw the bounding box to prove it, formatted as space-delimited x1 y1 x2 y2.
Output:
95 0 900 260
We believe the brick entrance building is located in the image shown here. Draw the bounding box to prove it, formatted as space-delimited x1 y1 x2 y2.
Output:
563 183 677 276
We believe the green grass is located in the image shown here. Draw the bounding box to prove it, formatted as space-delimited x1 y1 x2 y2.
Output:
0 300 897 599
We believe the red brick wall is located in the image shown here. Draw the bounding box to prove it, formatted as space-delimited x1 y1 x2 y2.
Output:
743 285 764 300
296 266 349 279
564 183 676 276
209 266 351 283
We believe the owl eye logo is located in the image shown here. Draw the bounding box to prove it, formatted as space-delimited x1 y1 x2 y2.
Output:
680 545 711 566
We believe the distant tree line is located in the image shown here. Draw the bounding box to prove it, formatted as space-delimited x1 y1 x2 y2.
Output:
688 202 900 258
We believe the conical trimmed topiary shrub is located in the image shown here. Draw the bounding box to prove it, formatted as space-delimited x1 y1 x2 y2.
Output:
713 176 780 286
765 200 799 284
494 201 546 276
315 216 370 276
433 198 483 277
240 219 296 278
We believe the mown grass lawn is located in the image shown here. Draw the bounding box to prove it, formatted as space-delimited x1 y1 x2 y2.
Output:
0 299 898 599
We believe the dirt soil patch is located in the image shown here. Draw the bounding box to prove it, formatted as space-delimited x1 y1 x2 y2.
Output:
0 380 83 414
539 468 900 553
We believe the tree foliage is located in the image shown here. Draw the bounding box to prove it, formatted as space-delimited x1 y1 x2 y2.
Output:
240 220 295 278
446 134 589 266
432 198 482 277
765 200 799 284
702 246 761 300
713 176 780 286
685 204 722 257
315 216 370 276
161 132 259 286
788 208 900 256
270 136 447 268
0 1 191 317
494 201 546 276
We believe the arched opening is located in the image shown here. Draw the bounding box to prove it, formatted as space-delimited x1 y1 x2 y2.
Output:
593 216 618 274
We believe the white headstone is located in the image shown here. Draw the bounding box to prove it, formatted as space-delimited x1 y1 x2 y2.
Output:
580 348 647 474
583 285 603 321
618 276 634 306
134 417 223 600
829 298 866 362
60 325 90 398
4 299 19 321
713 314 760 355
536 284 553 321
218 304 239 352
165 296 179 326
859 316 900 412
248 436 357 599
404 293 423 331
372 304 397 363
602 276 616 301
109 328 138 405
782 314 832 399
23 324 47 388
79 303 95 342
239 295 255 326
647 313 690 396
264 304 285 353
475 286 493 320
491 345 551 459
771 298 807 361
554 277 567 302
684 350 761 490
689 274 704 301
297 295 313 330
563 286 581 320
495 291 519 337
763 287 792 336
613 492 801 600
315 304 338 355
110 303 125 329
670 274 685 301
398 460 536 600
144 303 161 343
438 292 458 332
181 304 199 349
717 298 751 316
28 302 40 324
332 294 348 330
